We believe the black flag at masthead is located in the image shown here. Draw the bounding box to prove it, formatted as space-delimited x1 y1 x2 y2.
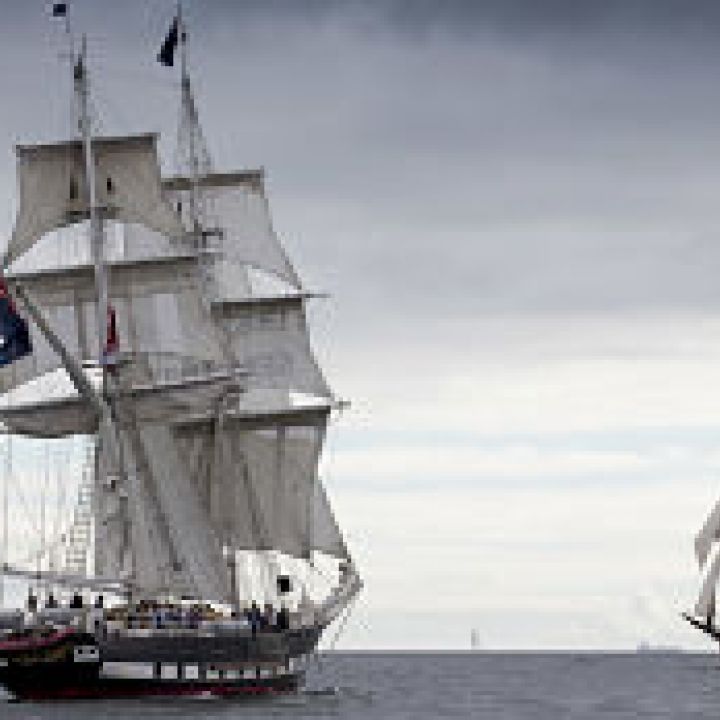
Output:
158 16 181 67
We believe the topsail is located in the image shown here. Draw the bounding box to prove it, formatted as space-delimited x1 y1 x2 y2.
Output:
7 134 185 267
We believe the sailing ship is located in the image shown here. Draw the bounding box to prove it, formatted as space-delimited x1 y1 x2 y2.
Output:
685 494 720 643
0 6 361 702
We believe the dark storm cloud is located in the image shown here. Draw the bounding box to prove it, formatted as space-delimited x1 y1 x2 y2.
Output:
196 0 720 49
2 0 720 330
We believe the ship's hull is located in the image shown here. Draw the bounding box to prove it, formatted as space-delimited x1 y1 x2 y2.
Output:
2 667 300 702
0 627 318 703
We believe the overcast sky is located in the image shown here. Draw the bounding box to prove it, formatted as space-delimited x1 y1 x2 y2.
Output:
7 0 720 649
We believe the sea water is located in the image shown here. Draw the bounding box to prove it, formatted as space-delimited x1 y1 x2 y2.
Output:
2 652 720 719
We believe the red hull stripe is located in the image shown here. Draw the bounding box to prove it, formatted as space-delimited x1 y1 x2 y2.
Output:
0 628 76 652
15 682 296 701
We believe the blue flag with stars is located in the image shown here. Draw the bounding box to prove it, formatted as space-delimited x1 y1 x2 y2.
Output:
0 280 31 367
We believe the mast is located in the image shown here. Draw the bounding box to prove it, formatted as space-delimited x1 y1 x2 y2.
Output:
178 3 201 237
74 35 108 366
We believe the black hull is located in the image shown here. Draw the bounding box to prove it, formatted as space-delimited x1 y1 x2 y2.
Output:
0 626 317 702
2 670 300 702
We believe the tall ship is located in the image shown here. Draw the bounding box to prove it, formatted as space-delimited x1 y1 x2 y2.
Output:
685 484 720 643
0 5 361 702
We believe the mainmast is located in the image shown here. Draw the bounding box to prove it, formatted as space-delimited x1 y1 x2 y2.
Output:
74 36 109 366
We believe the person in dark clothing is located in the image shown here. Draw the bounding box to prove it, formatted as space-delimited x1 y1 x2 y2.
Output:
261 604 274 630
275 606 289 631
247 601 261 636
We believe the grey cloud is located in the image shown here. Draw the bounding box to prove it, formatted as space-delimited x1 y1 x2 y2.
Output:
0 0 720 335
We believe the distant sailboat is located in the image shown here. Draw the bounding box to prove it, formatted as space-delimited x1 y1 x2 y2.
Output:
470 628 480 651
683 458 720 642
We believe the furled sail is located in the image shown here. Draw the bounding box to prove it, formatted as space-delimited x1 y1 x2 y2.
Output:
163 171 301 289
6 134 185 266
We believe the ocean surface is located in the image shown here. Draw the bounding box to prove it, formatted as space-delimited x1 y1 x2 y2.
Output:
3 652 720 719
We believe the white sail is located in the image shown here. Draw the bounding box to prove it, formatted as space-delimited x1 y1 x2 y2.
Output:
217 296 331 397
0 369 97 436
175 409 346 561
93 400 234 603
312 477 349 560
9 220 185 277
6 134 185 266
232 425 319 558
695 496 720 568
94 411 173 595
164 171 301 289
131 422 232 602
0 253 226 395
695 547 720 619
0 367 236 438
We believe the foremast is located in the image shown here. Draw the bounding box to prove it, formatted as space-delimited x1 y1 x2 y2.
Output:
163 5 361 622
